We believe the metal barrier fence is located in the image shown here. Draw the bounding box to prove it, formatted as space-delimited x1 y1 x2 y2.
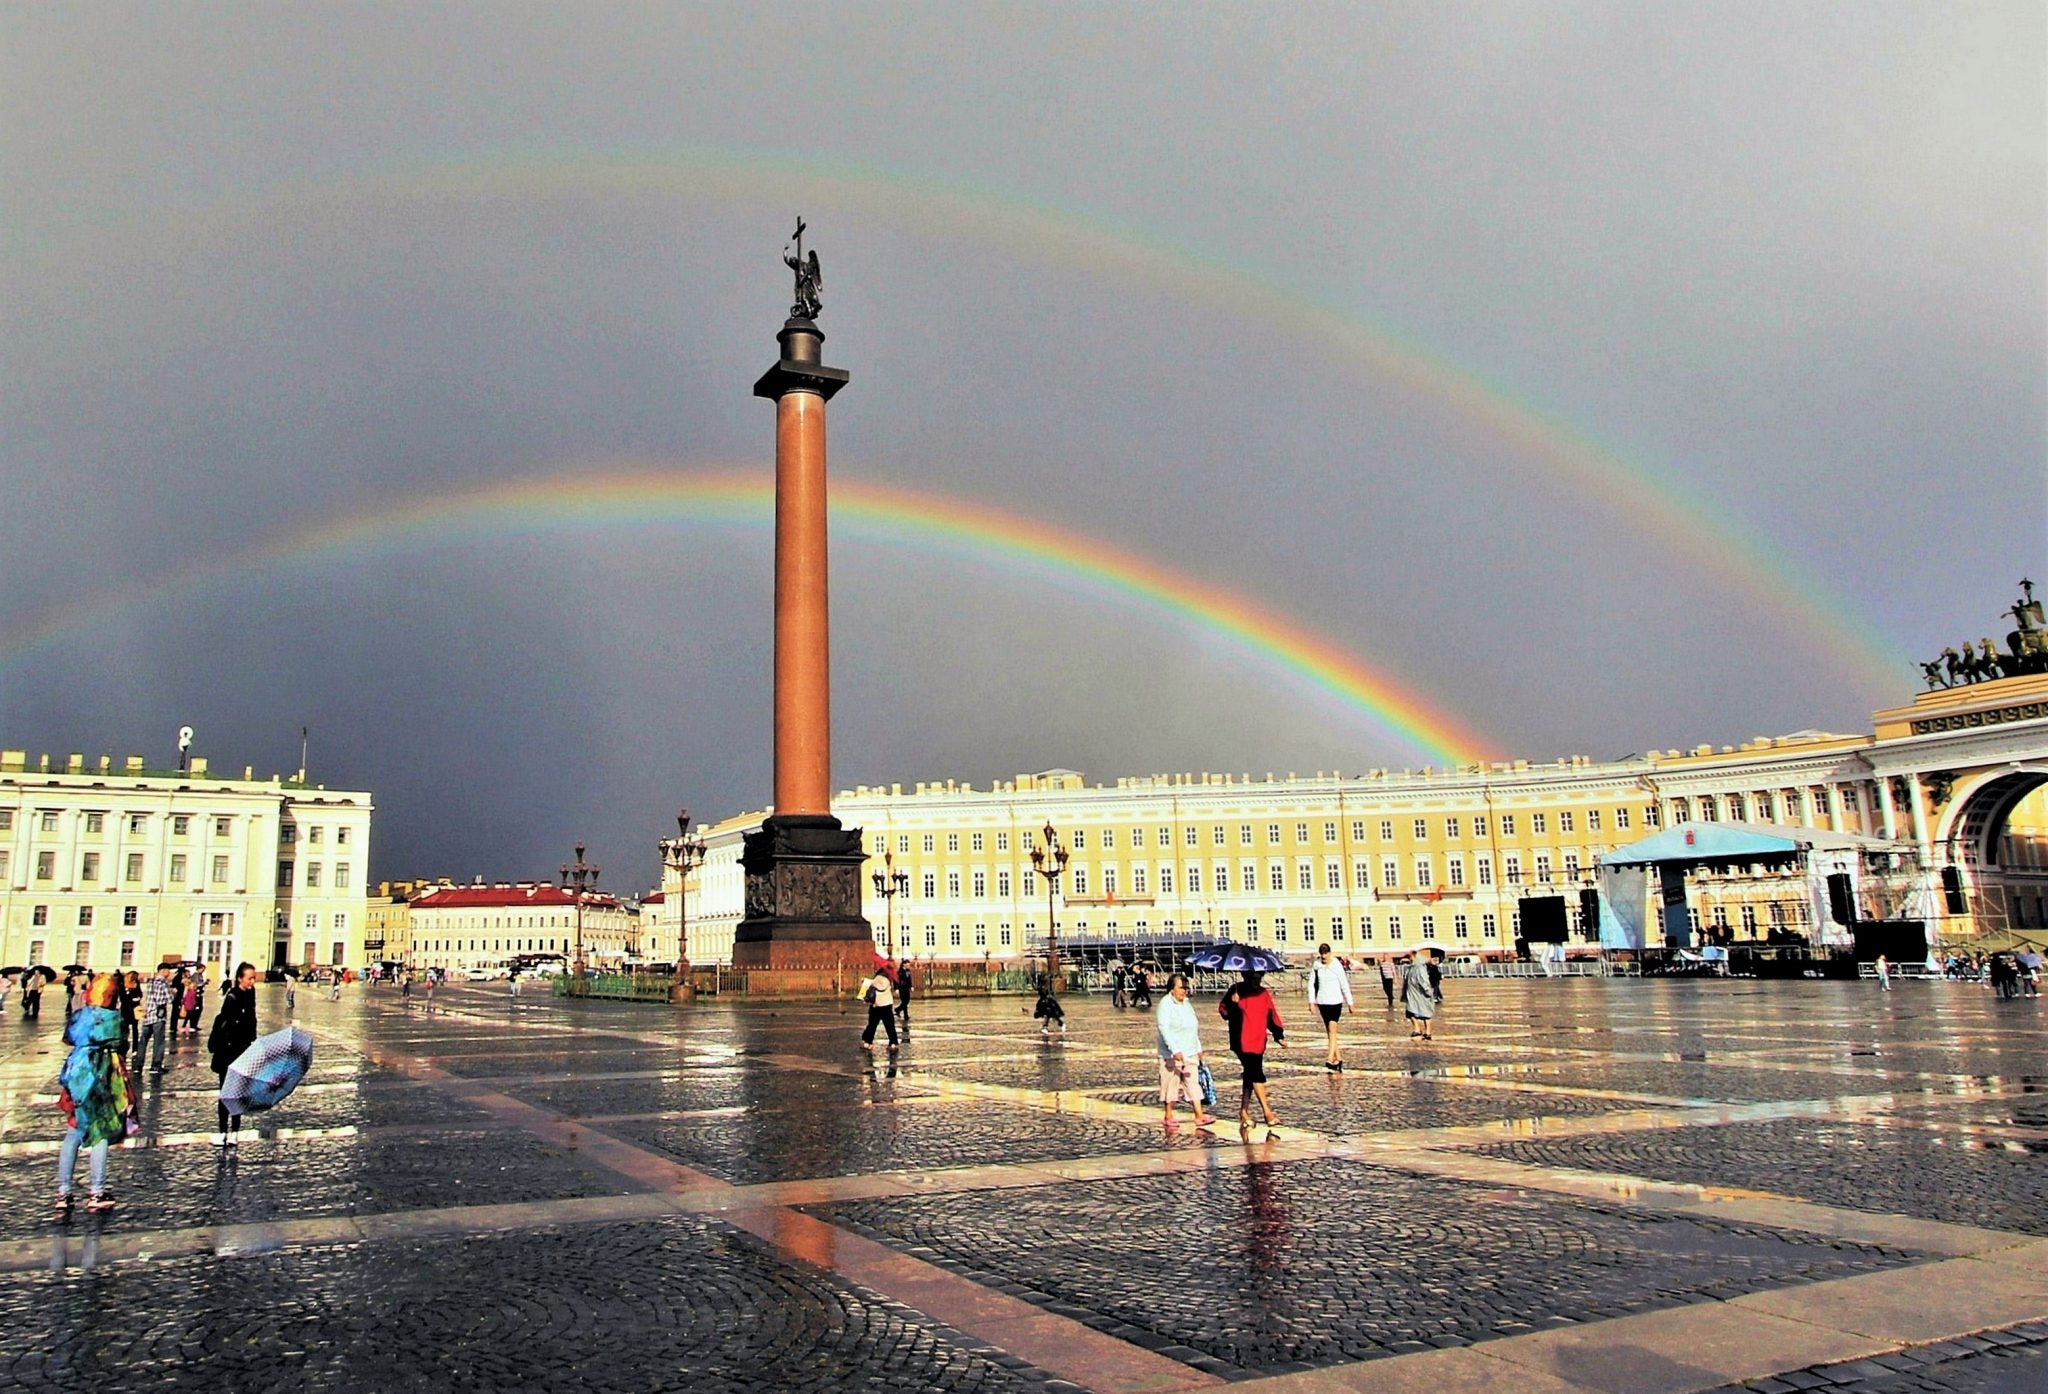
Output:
554 973 676 1002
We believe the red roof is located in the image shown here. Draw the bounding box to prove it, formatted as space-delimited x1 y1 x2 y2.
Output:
410 883 622 911
640 891 666 904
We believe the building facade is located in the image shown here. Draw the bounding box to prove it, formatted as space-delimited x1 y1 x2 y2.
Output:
687 675 2048 966
0 747 373 975
406 882 637 974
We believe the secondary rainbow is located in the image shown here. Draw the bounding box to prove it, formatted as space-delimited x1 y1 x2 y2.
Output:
0 466 1496 767
17 145 1910 688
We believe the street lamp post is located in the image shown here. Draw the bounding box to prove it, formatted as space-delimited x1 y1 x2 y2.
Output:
659 809 707 992
870 850 910 960
1027 822 1070 988
561 841 600 987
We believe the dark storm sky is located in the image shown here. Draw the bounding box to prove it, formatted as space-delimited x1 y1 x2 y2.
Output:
2 3 2041 888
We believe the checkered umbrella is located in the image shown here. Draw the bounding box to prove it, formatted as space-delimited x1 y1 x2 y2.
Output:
219 1025 314 1118
1187 942 1289 974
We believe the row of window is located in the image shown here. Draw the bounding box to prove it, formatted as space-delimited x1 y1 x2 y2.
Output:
1669 791 1833 823
0 809 353 844
871 809 1646 859
20 904 351 932
880 850 1596 902
883 908 1542 952
1 847 349 890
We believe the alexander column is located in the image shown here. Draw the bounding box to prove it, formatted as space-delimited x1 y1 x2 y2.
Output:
731 220 876 984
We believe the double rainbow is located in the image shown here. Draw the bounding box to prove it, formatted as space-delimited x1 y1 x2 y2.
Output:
16 144 1910 690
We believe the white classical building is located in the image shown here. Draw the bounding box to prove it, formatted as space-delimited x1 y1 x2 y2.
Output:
406 881 637 974
681 673 2048 967
0 746 373 975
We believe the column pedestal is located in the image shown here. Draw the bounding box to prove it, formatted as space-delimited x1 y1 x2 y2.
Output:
730 814 876 993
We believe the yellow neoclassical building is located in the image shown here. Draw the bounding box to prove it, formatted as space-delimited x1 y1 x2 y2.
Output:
0 747 374 975
680 672 2048 967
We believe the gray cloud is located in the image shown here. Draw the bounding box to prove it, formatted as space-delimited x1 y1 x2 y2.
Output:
3 2 2040 885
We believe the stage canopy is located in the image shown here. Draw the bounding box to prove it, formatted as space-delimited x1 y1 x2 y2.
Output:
1600 821 1894 867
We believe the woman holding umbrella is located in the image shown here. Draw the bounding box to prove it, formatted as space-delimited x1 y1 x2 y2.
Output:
53 973 136 1215
207 962 260 1147
1219 969 1287 1137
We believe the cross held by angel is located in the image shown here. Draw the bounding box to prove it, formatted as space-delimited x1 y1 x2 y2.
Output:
783 217 824 320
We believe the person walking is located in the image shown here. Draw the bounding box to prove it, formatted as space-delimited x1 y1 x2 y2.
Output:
180 970 204 1037
1376 955 1397 1008
1219 969 1287 1136
859 963 899 1051
1155 973 1216 1129
207 962 260 1148
1875 953 1892 992
1306 943 1354 1071
53 974 135 1216
894 959 914 1036
137 965 174 1074
118 970 143 1058
285 974 297 1014
21 970 43 1019
1032 973 1066 1040
1401 953 1438 1042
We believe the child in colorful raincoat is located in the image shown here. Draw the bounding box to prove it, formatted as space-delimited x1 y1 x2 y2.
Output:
53 973 138 1216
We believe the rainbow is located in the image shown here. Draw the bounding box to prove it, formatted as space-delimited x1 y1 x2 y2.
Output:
0 466 1497 767
16 146 1911 689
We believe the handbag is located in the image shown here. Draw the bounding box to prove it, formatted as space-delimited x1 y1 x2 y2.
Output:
1197 1060 1217 1108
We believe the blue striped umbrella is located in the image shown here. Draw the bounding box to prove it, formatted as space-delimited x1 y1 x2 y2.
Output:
1187 942 1290 974
220 1025 314 1117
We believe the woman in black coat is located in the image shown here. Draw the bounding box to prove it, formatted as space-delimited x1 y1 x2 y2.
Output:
206 962 260 1147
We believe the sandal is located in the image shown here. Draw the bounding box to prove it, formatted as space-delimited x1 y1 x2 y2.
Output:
53 1193 72 1218
85 1191 115 1214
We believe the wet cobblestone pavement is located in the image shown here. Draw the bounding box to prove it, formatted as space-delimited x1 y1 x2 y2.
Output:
1709 1321 2048 1393
1469 1115 2048 1235
0 976 2039 1391
823 1158 1920 1373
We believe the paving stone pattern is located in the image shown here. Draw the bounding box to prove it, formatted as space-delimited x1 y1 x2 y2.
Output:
504 1063 936 1119
822 1158 1924 1375
1089 1071 1631 1131
0 1215 1051 1393
15 1128 628 1239
604 1100 1206 1184
1709 1321 2048 1394
1 978 2040 1392
1471 1117 2048 1235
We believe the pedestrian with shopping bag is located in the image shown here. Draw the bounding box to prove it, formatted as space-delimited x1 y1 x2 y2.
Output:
1155 973 1216 1129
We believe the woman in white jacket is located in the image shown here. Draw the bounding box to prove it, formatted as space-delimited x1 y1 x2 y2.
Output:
1155 973 1216 1129
1306 942 1355 1071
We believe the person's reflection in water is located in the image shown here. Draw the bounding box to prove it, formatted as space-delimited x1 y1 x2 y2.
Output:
1242 1157 1291 1278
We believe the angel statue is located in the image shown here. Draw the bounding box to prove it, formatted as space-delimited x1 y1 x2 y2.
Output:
783 217 824 320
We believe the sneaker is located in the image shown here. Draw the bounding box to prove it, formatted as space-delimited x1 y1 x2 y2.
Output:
212 1132 229 1147
85 1191 115 1214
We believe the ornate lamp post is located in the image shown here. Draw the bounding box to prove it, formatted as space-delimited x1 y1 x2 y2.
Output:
870 850 910 960
660 809 707 989
561 841 600 986
1027 822 1070 987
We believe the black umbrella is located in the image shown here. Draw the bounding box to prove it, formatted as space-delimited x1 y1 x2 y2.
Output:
62 964 89 974
277 963 302 978
0 967 23 978
28 966 58 982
